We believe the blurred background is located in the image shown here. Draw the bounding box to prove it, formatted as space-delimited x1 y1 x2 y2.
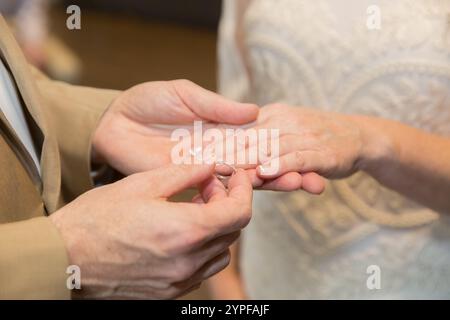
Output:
1 0 221 90
1 0 223 299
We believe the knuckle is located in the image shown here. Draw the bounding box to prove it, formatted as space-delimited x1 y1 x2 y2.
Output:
156 281 172 290
166 282 199 300
233 201 252 228
327 152 339 169
189 282 202 293
156 223 206 257
294 151 305 168
217 251 232 272
181 227 206 249
174 78 193 88
224 252 231 266
223 250 231 265
318 151 338 177
172 258 196 283
121 173 148 195
158 286 179 300
242 204 253 226
167 227 206 256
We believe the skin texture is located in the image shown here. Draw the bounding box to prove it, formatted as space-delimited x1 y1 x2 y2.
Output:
49 79 324 300
208 103 450 299
92 79 324 194
92 79 260 174
253 104 450 214
50 164 253 299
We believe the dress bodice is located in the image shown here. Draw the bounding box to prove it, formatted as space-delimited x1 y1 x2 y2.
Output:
219 0 450 299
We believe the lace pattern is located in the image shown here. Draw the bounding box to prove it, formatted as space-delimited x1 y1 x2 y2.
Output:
227 0 450 298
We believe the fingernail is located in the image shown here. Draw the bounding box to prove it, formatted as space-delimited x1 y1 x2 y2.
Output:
258 164 271 175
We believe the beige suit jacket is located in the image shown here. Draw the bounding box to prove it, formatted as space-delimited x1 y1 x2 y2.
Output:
0 15 120 299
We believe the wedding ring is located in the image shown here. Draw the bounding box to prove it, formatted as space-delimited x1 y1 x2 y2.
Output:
214 161 236 184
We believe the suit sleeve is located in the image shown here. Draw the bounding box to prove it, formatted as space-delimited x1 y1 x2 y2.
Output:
0 72 120 299
32 68 121 202
0 16 120 299
0 217 69 299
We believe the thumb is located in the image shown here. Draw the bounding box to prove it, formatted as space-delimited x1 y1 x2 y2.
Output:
140 163 215 198
174 80 259 125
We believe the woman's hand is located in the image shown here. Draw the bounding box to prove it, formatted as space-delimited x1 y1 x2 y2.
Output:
253 104 384 181
249 103 450 214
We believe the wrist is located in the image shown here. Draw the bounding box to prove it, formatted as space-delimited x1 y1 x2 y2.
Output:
49 208 82 267
49 210 73 264
348 114 395 173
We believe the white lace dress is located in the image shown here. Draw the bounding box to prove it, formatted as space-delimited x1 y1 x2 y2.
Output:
219 0 450 299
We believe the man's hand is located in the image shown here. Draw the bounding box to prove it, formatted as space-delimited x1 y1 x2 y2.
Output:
92 80 259 175
50 164 252 299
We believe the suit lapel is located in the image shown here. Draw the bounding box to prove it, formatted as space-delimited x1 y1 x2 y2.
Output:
0 105 42 189
0 15 62 213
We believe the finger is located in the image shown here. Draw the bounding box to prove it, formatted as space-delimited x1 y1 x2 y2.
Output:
227 168 253 204
301 172 326 194
187 231 240 270
111 279 202 300
172 283 202 299
181 249 231 286
202 169 253 235
277 135 317 157
199 175 227 203
173 80 259 124
258 171 326 194
257 150 327 179
238 134 315 167
242 169 306 192
215 163 236 176
233 144 263 169
154 232 239 295
192 193 205 204
260 172 303 191
152 249 232 299
137 163 215 198
220 169 264 189
245 169 264 188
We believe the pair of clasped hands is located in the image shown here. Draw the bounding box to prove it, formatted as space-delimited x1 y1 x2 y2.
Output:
51 81 363 299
